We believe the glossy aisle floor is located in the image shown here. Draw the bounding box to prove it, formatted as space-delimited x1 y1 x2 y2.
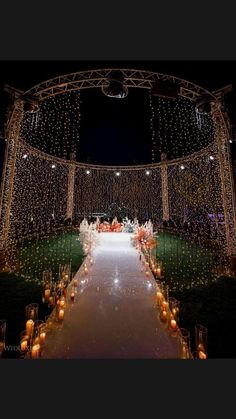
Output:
42 233 179 358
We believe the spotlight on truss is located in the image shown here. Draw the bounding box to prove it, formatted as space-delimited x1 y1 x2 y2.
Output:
102 70 128 98
151 80 180 99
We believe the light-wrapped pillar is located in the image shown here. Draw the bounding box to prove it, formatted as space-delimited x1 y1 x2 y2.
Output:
0 98 24 249
211 100 236 257
66 153 76 220
160 152 169 222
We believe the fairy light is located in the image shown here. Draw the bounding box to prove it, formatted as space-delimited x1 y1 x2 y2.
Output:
2 74 235 289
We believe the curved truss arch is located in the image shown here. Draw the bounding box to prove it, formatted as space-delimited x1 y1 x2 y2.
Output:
24 68 218 102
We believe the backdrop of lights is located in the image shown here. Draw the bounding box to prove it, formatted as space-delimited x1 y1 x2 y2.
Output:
0 69 235 277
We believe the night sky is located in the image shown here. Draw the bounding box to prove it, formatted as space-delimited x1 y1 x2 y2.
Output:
0 61 235 169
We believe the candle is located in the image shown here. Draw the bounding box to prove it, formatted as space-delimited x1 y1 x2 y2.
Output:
58 309 64 321
31 344 40 359
161 310 167 322
49 296 54 307
145 262 149 267
145 271 150 277
170 319 177 331
90 258 94 264
44 289 50 299
65 274 69 280
70 292 75 302
198 343 205 352
199 351 207 359
73 279 78 287
172 308 177 317
59 299 65 308
156 267 161 278
162 300 168 310
39 332 46 345
20 338 28 352
84 267 88 274
26 319 34 337
156 291 163 301
34 336 40 345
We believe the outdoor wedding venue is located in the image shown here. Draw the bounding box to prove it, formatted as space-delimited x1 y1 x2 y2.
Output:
0 62 235 359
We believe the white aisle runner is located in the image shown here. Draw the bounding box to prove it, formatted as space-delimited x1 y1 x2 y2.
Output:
42 233 179 358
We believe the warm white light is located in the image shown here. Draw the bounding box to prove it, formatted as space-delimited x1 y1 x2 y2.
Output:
23 154 28 159
114 279 119 284
51 164 56 169
85 170 91 175
180 165 185 170
115 172 120 176
229 139 233 143
146 170 150 175
209 155 214 160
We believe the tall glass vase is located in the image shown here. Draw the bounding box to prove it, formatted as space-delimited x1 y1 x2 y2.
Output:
178 328 191 359
195 324 208 359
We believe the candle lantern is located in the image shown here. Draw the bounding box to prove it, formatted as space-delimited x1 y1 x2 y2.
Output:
58 309 65 322
160 310 168 324
44 288 51 300
195 324 208 359
0 320 6 357
20 331 29 354
156 267 161 278
26 319 34 340
31 343 41 359
169 298 180 322
48 296 54 307
59 297 66 309
70 291 75 302
178 328 191 359
145 270 150 277
25 303 38 322
33 320 44 344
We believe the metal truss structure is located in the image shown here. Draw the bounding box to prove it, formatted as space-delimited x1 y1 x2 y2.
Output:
24 68 216 102
0 69 236 258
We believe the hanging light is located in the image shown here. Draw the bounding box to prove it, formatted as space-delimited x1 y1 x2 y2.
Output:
115 171 121 177
145 170 151 175
85 170 91 175
180 164 185 170
209 155 214 160
23 154 28 159
51 164 56 169
102 70 128 99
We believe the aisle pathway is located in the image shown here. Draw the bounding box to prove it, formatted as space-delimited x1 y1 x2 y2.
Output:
42 233 179 358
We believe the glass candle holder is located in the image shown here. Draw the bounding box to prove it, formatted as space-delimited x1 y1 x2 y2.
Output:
33 320 44 345
169 297 180 322
0 320 6 357
20 330 30 355
26 319 34 341
168 314 178 337
178 328 191 359
31 343 41 359
195 324 208 358
57 308 65 322
25 303 38 322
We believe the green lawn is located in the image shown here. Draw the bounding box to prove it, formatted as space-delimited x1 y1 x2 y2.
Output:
155 230 220 291
0 230 84 358
0 229 235 358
